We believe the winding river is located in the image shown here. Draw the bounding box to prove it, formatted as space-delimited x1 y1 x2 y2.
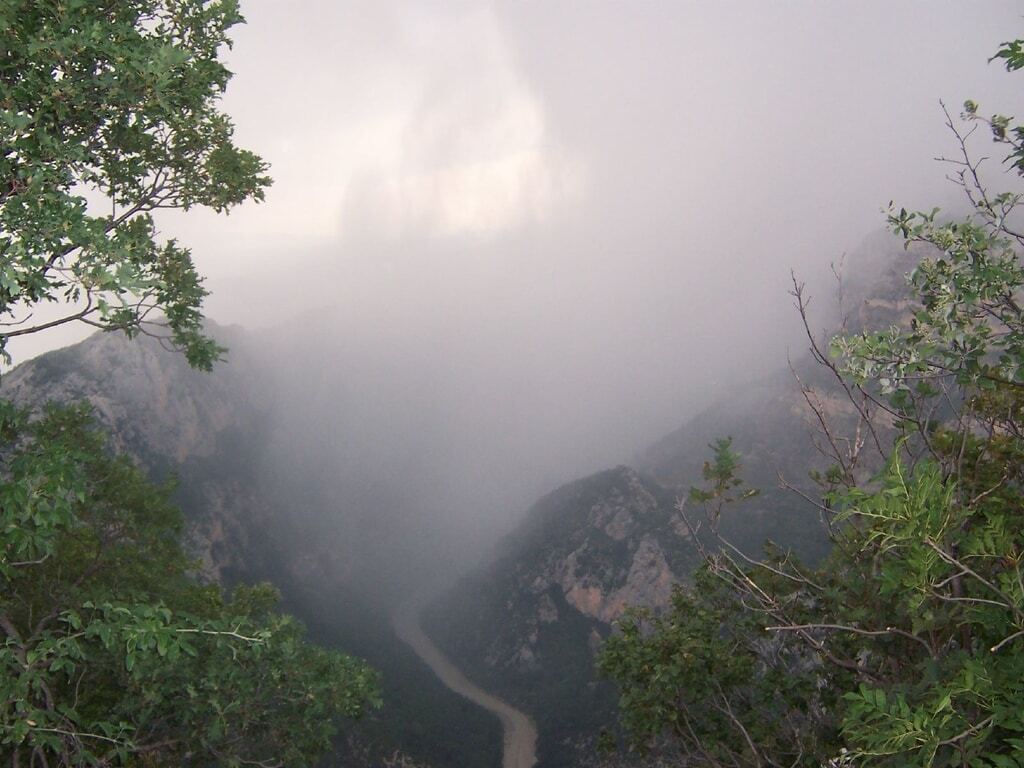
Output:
392 593 538 768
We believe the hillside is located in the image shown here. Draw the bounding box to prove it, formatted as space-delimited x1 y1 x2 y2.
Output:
425 233 925 767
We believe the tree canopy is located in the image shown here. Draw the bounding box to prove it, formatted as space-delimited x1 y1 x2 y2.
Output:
1 403 380 765
0 0 270 366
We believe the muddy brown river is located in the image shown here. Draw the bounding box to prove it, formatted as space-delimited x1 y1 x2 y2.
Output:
392 594 538 768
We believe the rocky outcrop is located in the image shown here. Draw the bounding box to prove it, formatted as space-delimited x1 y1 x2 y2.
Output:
557 534 674 623
1 325 259 467
427 466 699 767
0 326 271 582
523 468 688 624
480 467 692 667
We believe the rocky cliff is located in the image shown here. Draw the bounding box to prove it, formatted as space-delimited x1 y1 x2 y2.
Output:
426 466 700 767
0 326 275 582
456 466 691 659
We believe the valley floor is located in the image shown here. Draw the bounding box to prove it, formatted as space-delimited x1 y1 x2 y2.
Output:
392 590 538 768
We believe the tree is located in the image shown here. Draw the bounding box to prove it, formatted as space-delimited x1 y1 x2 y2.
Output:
0 2 381 764
1 403 380 765
0 0 270 367
600 442 842 767
600 38 1024 768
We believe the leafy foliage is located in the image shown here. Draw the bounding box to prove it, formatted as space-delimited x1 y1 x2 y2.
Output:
687 437 760 529
0 403 380 766
0 0 270 367
600 36 1024 768
599 565 839 766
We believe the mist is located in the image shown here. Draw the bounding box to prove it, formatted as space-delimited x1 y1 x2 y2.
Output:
158 1 1024 583
13 2 1024 587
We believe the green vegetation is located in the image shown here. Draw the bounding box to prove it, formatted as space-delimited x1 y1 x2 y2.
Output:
1 402 379 764
600 37 1024 768
0 0 269 367
1 2 380 764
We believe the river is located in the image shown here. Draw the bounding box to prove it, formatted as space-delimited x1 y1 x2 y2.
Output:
392 593 538 768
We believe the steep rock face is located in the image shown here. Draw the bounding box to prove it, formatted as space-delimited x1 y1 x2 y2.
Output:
427 466 697 767
482 466 691 671
0 327 272 582
2 326 259 466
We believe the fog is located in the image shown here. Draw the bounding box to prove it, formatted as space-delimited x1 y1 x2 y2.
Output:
14 2 1024 582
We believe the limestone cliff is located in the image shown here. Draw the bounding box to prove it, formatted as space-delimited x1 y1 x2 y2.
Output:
427 466 698 767
0 326 272 582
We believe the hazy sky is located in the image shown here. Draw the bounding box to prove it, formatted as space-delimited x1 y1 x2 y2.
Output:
190 3 1016 361
195 2 1021 451
9 2 1024 525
